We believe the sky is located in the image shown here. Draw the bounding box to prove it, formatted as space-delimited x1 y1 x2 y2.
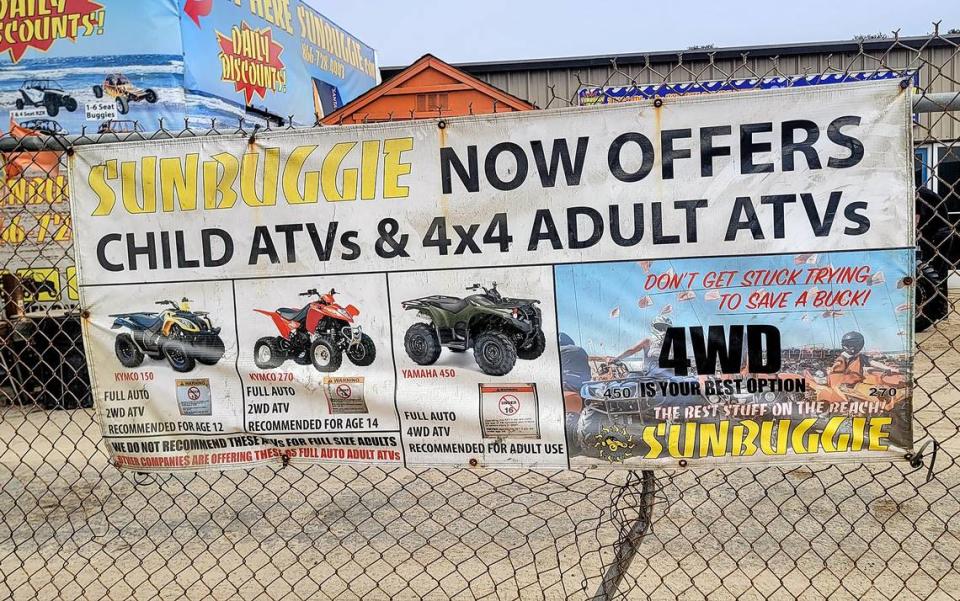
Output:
321 0 960 67
554 251 912 358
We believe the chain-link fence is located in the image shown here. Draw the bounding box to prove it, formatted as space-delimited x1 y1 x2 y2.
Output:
1 32 959 600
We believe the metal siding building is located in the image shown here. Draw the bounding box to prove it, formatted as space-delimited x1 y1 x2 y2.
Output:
382 35 960 231
382 35 960 143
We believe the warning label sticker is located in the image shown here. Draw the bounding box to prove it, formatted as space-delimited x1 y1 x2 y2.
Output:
480 384 540 439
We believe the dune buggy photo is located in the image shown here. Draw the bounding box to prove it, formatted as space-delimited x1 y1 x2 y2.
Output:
401 282 545 376
17 118 66 136
253 288 375 372
93 73 158 114
14 79 78 117
110 298 225 373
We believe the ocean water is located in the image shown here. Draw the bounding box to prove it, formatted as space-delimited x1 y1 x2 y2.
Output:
1 54 261 134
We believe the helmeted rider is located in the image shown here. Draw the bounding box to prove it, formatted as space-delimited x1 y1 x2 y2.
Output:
829 331 894 386
610 314 679 379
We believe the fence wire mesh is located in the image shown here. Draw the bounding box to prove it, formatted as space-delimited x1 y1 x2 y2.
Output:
0 31 959 600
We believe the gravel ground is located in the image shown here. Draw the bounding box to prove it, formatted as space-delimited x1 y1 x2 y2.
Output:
0 305 958 600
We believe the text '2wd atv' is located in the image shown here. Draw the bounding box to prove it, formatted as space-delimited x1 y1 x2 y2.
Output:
253 288 375 372
402 283 545 376
111 299 225 373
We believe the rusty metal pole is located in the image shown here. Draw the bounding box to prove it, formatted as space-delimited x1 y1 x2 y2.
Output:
593 470 657 600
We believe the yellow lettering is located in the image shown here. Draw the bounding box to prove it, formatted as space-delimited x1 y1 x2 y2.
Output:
758 420 789 455
732 420 760 456
360 140 379 200
383 137 412 198
282 145 319 204
122 158 156 214
790 418 818 454
159 154 199 212
850 417 867 451
868 417 892 451
321 142 357 201
90 160 117 216
241 148 280 207
641 425 663 459
819 417 849 452
203 153 239 210
698 421 729 458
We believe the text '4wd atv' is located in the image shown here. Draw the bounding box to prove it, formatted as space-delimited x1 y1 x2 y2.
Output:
111 299 225 373
93 73 158 115
253 288 375 372
402 283 545 376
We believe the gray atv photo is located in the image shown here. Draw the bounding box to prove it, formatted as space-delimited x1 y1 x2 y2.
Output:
401 282 545 376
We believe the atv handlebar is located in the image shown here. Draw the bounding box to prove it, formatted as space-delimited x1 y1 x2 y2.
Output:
299 288 319 297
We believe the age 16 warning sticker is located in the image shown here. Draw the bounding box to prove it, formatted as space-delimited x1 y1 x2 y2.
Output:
480 384 540 439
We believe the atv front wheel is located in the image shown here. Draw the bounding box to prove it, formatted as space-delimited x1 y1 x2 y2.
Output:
64 96 78 112
145 89 158 103
92 85 103 98
473 331 517 376
197 336 225 366
346 333 376 366
310 336 342 372
254 337 284 369
116 95 129 114
164 341 196 373
44 97 59 117
517 330 546 360
14 98 23 110
115 334 144 368
404 323 441 365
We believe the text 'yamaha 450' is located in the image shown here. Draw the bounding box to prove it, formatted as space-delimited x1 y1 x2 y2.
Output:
110 299 225 373
253 288 375 372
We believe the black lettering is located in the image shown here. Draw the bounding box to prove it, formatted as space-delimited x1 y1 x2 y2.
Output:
274 223 302 263
531 137 588 187
760 194 797 239
781 120 822 171
661 129 692 179
485 142 528 191
249 226 279 264
700 125 731 177
126 232 157 270
568 206 603 249
827 116 864 168
725 197 764 241
843 201 871 235
747 325 781 373
201 228 233 267
659 327 690 376
305 222 339 261
608 132 654 182
690 325 743 375
652 203 679 245
609 204 644 246
801 191 841 236
740 123 774 174
340 230 360 260
97 233 123 272
175 231 199 269
440 146 478 194
674 198 707 243
528 209 562 251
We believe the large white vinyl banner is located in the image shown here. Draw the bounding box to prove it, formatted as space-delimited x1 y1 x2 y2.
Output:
69 81 915 472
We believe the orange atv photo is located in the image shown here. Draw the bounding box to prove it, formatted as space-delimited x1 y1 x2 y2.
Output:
804 331 908 411
92 73 158 115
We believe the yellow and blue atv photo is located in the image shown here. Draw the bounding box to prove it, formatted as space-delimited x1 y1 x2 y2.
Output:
110 298 225 373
